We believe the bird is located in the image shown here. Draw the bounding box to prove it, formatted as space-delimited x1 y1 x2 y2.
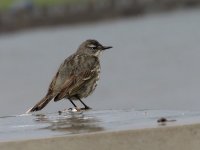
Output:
26 39 112 113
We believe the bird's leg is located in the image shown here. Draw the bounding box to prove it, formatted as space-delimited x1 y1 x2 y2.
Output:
68 99 84 111
58 99 79 114
77 97 91 110
69 99 77 108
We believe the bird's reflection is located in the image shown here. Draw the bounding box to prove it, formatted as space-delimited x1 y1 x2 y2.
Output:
33 112 104 135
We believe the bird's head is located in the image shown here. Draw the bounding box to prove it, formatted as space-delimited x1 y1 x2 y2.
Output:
77 39 112 56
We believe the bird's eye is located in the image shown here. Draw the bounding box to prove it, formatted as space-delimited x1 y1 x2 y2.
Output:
88 44 97 49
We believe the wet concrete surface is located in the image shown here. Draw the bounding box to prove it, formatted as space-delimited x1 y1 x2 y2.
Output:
1 108 200 142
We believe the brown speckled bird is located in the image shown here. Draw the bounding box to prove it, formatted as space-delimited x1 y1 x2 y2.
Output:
26 39 112 113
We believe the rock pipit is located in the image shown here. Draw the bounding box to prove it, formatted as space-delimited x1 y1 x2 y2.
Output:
26 39 112 113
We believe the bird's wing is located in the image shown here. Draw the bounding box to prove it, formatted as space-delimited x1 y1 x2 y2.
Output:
54 69 96 101
46 54 77 95
53 54 99 101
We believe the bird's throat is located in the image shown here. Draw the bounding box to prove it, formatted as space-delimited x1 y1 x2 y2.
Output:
93 51 102 57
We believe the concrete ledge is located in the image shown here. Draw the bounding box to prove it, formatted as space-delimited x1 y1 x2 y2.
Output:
1 123 200 150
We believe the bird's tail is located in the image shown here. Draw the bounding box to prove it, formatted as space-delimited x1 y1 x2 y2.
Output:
26 94 53 113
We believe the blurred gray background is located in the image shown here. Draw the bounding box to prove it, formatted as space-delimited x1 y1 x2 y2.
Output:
0 0 200 116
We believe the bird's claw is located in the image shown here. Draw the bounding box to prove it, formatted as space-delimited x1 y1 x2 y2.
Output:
58 106 91 115
80 107 92 110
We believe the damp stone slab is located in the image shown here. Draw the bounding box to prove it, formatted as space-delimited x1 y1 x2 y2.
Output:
1 109 200 150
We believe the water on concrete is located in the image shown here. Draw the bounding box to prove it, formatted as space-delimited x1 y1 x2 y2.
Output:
1 109 200 142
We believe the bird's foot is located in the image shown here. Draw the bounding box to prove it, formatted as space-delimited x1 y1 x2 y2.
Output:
58 107 91 115
58 108 78 115
69 107 80 111
69 106 91 111
80 106 92 111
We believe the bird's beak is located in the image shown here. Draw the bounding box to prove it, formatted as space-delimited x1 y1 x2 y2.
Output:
102 46 113 50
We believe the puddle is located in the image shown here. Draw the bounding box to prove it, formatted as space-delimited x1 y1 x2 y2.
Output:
1 109 200 142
